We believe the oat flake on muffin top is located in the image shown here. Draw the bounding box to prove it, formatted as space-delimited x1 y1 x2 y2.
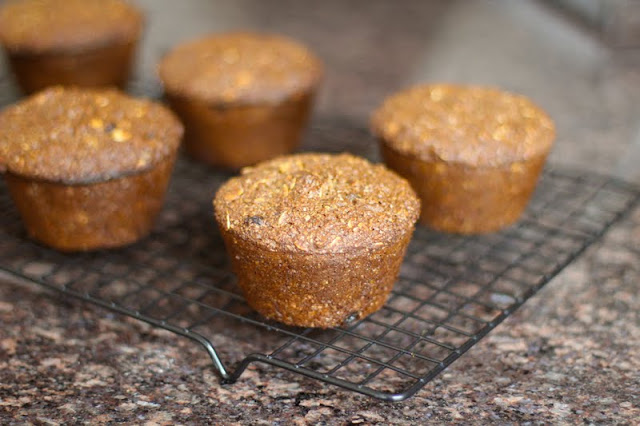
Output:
372 84 555 167
0 86 183 183
214 153 420 254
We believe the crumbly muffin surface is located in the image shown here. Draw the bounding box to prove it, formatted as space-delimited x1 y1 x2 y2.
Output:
0 0 142 52
372 84 555 167
0 87 183 183
214 153 420 254
159 32 322 104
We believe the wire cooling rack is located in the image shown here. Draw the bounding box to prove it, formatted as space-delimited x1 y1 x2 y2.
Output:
0 75 638 400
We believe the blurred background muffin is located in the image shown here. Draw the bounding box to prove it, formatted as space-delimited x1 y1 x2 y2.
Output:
372 84 555 234
159 32 322 169
0 0 143 94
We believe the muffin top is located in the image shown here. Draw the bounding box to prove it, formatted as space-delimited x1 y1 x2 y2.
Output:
372 84 555 167
0 87 183 184
159 32 323 105
214 153 420 254
0 0 143 52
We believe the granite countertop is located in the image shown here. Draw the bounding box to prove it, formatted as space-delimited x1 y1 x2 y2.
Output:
1 0 640 424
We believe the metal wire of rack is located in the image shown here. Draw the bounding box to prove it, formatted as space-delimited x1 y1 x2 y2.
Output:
0 77 638 401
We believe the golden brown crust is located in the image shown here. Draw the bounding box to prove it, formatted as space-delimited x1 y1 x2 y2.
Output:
4 154 176 251
0 87 183 183
214 153 420 254
159 32 323 105
7 41 137 94
165 91 314 169
0 0 143 52
381 143 548 234
371 84 555 167
221 228 411 328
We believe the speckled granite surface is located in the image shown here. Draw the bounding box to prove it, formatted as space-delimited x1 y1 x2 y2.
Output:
1 207 638 424
1 0 640 424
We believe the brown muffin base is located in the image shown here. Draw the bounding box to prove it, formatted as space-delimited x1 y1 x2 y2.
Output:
4 41 138 94
165 92 314 169
381 142 548 234
4 154 175 252
218 228 413 328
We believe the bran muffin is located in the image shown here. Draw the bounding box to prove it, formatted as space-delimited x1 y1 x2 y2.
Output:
0 0 143 94
372 84 555 234
159 32 323 169
213 153 420 328
0 86 183 251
